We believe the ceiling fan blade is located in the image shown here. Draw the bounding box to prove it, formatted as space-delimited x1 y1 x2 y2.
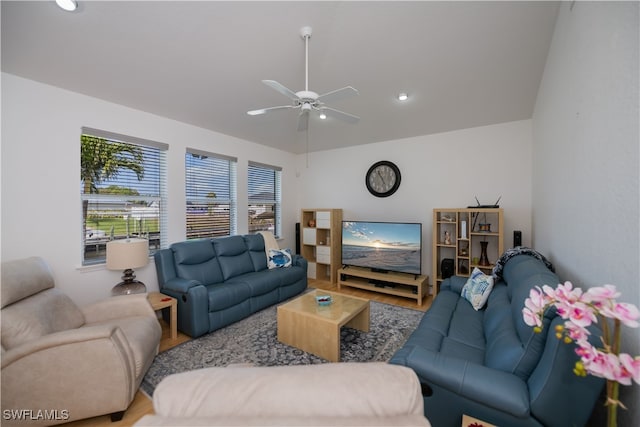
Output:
297 111 309 132
317 86 359 104
321 107 360 124
262 80 300 101
247 105 296 116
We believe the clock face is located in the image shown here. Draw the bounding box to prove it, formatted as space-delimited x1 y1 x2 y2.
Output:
365 161 401 197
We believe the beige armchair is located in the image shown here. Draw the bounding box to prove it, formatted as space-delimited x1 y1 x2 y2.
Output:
1 257 161 425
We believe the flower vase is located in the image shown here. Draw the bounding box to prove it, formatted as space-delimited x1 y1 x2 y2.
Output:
479 241 490 266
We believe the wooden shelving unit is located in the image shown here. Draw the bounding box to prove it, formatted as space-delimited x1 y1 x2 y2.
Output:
300 209 342 283
432 208 504 296
337 265 429 306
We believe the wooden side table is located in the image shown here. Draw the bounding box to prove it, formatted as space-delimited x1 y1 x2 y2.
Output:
148 292 177 340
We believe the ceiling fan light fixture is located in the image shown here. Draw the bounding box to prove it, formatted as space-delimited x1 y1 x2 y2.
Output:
319 113 327 120
55 0 78 12
398 93 409 101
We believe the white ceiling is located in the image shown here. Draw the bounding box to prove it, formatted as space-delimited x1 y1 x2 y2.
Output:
1 1 559 154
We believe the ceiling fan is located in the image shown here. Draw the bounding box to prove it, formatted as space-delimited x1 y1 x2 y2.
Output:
247 26 359 132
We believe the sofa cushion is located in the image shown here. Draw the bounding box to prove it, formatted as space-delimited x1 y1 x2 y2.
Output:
213 236 255 280
207 282 252 312
401 289 485 364
226 271 280 297
244 234 268 272
172 240 224 285
483 255 559 380
1 288 85 349
439 297 485 364
1 256 55 308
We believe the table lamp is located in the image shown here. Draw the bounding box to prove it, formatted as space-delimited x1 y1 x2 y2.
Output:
106 238 149 296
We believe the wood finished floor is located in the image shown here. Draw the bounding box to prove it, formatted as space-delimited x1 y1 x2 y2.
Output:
63 279 432 426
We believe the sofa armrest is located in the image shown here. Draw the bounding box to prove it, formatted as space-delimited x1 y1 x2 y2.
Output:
81 293 155 323
2 324 137 418
440 275 467 294
161 277 203 294
151 363 424 419
2 324 134 369
292 254 307 270
396 345 530 418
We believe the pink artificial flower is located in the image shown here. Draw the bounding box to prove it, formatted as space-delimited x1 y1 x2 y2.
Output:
618 354 640 385
523 287 547 327
528 286 548 313
600 302 640 328
575 342 597 361
523 307 542 327
566 302 597 328
541 284 558 300
585 351 622 383
565 321 591 342
585 284 620 305
554 281 583 303
522 281 640 396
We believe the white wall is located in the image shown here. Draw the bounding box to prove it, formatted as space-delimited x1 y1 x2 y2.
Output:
295 119 534 279
1 73 299 306
532 2 639 424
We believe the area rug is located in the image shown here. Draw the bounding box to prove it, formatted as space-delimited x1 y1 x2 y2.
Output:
141 300 424 396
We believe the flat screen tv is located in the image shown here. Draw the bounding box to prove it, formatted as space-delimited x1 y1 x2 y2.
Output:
342 221 422 275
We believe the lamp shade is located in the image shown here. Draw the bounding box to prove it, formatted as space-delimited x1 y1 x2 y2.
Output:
106 238 149 270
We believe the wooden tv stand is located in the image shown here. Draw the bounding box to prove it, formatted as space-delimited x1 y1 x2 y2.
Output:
337 266 429 307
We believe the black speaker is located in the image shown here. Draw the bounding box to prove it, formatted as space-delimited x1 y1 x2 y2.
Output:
514 230 522 247
441 258 454 279
295 222 300 254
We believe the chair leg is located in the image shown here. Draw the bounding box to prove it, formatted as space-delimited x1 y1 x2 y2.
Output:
110 411 125 422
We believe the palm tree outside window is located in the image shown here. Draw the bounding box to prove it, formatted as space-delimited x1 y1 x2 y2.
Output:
80 127 167 265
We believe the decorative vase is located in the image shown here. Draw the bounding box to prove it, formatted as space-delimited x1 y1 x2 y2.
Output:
479 241 490 266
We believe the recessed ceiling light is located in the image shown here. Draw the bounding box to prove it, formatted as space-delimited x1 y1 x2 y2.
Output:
56 0 78 12
398 93 408 101
319 113 327 120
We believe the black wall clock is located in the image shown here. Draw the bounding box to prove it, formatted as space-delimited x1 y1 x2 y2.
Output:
365 161 401 197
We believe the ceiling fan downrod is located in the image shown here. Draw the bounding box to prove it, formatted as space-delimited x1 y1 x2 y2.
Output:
301 26 312 93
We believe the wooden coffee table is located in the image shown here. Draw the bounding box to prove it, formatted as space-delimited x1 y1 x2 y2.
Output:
277 290 370 362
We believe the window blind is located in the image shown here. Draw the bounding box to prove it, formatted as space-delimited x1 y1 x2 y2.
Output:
248 161 282 238
80 130 167 265
185 149 237 239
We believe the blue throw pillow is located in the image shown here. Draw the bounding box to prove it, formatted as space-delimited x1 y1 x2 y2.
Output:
461 267 494 310
268 248 292 269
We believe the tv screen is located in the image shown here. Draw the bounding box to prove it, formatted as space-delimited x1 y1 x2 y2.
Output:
342 221 422 275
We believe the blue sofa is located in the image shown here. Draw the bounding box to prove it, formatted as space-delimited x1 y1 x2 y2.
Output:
390 254 604 427
154 234 307 338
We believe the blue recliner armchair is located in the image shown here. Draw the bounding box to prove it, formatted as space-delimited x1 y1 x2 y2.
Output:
391 254 604 427
154 234 307 338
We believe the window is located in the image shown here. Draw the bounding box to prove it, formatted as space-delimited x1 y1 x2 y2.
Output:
81 127 167 265
248 161 282 237
185 149 237 239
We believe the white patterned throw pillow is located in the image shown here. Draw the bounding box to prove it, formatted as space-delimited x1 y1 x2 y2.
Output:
268 248 292 269
461 267 495 310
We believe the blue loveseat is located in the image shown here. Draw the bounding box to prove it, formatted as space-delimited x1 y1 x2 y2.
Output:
154 234 307 338
390 253 604 427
